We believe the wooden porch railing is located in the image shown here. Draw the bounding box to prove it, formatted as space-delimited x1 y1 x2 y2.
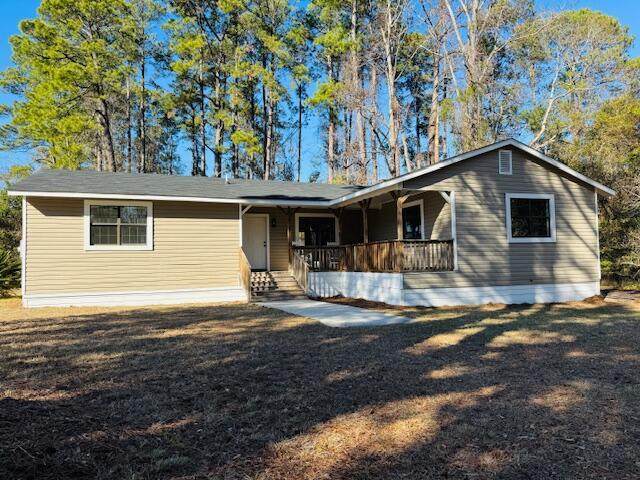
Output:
239 247 252 299
292 239 454 272
291 249 309 293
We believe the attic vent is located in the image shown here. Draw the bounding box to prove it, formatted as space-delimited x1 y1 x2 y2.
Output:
499 150 512 175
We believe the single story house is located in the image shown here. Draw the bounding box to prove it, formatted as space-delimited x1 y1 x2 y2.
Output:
9 138 615 308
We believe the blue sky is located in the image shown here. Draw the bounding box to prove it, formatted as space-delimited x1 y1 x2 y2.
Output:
0 0 638 179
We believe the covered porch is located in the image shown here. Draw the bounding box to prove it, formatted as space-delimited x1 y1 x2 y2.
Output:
239 188 457 277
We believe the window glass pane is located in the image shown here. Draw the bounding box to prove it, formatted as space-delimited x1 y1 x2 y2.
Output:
403 205 422 239
511 200 530 217
90 225 117 245
121 206 147 225
510 198 551 238
530 217 550 237
120 225 147 245
90 206 118 224
299 217 335 246
530 199 549 217
511 217 529 238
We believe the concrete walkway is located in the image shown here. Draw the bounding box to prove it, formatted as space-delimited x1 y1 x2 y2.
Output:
260 299 413 328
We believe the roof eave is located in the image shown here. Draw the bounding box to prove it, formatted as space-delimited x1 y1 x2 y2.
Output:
7 190 336 207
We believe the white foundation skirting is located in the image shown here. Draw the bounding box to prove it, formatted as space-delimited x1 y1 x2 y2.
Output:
308 272 405 305
23 286 248 308
308 272 599 307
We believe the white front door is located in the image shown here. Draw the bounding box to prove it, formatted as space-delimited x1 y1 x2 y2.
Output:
243 215 268 270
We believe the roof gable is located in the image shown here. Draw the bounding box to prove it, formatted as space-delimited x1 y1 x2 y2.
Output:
332 139 614 206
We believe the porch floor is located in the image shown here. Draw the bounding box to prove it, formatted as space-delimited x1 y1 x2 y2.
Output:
259 298 413 328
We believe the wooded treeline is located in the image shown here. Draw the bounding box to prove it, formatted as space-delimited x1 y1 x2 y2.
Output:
0 0 639 282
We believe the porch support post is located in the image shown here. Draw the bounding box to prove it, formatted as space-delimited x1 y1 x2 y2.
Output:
450 191 458 270
278 206 299 268
329 207 344 244
358 199 371 243
438 191 457 271
391 192 409 240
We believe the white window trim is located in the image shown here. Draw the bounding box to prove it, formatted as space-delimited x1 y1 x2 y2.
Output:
21 197 27 298
84 199 154 251
402 199 425 240
294 212 340 245
505 193 556 243
499 149 513 175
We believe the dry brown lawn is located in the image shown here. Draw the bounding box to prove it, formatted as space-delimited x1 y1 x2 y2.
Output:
1 296 640 479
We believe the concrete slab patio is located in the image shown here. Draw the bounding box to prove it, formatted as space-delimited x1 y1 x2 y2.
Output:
260 298 413 327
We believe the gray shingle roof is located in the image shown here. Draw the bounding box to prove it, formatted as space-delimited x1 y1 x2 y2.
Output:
10 169 363 204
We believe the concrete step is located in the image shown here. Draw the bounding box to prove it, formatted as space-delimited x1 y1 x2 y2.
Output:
251 284 304 291
249 271 305 302
252 292 308 302
251 280 300 288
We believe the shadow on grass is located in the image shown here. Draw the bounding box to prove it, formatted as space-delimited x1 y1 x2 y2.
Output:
1 300 639 479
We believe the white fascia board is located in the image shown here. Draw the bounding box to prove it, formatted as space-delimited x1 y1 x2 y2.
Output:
7 190 334 207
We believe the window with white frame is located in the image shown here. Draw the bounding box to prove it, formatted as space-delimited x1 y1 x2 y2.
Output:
84 200 153 250
506 193 555 243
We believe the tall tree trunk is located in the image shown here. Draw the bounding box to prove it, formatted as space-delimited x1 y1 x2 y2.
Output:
126 77 132 173
99 98 116 172
199 56 207 177
95 136 103 171
138 51 147 173
351 0 367 184
415 95 421 168
270 97 277 176
370 64 378 183
343 108 350 179
327 55 336 183
402 132 412 172
441 77 448 159
264 89 273 180
382 0 399 176
249 80 257 178
387 80 399 176
191 112 199 176
261 55 271 180
428 53 440 164
297 83 303 182
214 71 223 177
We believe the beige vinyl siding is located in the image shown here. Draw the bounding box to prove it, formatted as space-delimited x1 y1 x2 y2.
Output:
423 191 451 239
25 198 240 295
368 202 396 241
403 147 599 289
368 190 451 241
